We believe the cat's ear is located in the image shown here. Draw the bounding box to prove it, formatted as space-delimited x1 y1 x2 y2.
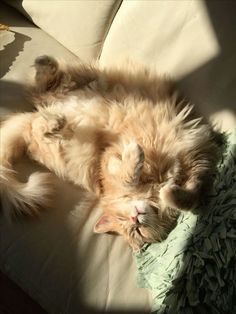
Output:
94 214 117 233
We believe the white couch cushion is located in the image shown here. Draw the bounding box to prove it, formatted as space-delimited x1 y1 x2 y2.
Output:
3 0 122 61
100 0 236 131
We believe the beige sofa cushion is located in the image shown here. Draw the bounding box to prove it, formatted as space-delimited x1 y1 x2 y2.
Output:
3 0 122 61
100 0 236 131
101 0 218 77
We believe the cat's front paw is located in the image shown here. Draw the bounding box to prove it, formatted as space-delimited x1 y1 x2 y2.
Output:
33 114 66 140
159 183 197 210
159 183 181 209
44 115 66 137
122 141 145 185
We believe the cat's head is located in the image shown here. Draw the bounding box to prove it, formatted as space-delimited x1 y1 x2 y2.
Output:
94 198 179 251
94 142 179 251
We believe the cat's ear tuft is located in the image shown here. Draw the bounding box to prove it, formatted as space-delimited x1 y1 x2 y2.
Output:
94 214 116 233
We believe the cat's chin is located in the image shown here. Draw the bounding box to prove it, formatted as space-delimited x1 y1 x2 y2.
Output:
129 240 145 252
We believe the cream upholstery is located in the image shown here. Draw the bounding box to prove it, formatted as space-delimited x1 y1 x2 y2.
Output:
0 1 235 313
100 0 236 131
3 0 122 61
101 0 219 76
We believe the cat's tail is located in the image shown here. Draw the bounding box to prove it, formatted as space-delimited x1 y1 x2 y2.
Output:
0 113 54 220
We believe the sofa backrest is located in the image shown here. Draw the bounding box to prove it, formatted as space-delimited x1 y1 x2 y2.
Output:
3 0 122 60
3 0 218 73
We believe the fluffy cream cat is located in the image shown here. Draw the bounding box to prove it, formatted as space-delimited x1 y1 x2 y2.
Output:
0 56 223 250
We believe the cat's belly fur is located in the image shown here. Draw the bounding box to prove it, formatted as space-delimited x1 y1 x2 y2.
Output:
28 89 215 197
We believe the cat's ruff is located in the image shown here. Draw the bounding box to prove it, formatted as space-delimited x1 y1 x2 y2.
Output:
0 56 223 250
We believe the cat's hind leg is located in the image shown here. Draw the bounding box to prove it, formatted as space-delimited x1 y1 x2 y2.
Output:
121 141 145 186
34 55 60 93
0 112 56 219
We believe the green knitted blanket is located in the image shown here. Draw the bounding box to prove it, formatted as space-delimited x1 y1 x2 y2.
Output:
135 129 236 314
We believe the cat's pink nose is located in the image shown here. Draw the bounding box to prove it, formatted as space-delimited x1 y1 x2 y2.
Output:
130 215 138 224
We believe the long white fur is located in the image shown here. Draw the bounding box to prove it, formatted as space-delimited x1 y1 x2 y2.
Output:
0 113 54 219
